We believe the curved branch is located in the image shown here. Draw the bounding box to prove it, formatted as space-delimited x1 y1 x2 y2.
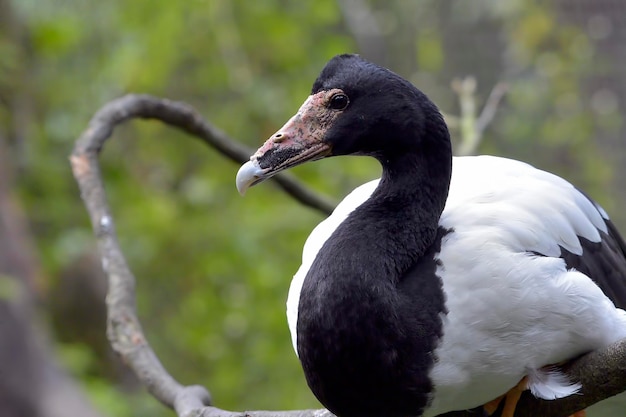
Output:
69 94 332 414
74 94 335 215
71 94 626 417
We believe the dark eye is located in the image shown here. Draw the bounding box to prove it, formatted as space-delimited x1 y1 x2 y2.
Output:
329 93 349 110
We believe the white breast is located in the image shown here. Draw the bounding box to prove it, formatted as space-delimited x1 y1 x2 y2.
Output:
287 178 379 354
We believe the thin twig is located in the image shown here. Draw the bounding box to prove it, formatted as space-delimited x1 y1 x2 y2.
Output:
451 78 508 156
74 94 335 215
476 82 508 134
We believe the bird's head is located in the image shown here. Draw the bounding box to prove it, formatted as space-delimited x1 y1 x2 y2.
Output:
236 54 449 195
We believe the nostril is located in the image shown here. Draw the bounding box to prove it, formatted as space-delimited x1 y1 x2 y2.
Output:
272 133 286 143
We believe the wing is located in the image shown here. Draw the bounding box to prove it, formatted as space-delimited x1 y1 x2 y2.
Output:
430 156 626 409
559 214 626 309
442 155 626 309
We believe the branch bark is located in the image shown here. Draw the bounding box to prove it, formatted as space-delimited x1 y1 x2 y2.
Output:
73 94 335 215
71 94 626 417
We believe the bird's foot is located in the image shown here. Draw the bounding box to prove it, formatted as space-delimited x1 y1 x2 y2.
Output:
482 395 504 415
482 376 586 417
482 376 528 417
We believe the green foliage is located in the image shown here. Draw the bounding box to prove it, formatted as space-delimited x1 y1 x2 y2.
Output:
11 1 355 414
0 275 20 301
3 0 623 416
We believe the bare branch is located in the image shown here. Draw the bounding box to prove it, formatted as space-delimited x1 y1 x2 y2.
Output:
476 82 508 134
188 408 334 417
451 78 508 156
69 94 332 414
73 94 335 215
71 94 626 417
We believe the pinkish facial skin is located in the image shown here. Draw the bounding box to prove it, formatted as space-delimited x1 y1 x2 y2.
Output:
252 88 345 164
236 89 346 195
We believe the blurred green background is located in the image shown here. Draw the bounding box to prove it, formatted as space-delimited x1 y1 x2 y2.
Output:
1 0 625 416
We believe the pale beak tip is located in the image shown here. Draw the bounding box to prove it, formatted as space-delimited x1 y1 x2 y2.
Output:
236 160 264 196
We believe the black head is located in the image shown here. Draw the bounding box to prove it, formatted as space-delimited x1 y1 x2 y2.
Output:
311 54 449 159
236 54 451 194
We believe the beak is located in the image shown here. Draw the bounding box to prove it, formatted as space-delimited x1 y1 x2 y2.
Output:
236 92 339 195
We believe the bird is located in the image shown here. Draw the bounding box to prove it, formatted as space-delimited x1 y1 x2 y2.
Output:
235 54 626 417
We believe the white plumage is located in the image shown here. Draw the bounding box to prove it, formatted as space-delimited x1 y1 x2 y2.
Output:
287 155 626 415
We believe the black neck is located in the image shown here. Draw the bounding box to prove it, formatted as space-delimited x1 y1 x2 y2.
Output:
297 112 452 417
362 137 452 275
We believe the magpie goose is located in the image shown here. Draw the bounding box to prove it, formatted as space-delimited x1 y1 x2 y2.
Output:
236 54 626 417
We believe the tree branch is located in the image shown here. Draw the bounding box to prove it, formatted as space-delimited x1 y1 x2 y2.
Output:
449 77 508 156
71 94 626 417
73 94 335 215
69 94 332 415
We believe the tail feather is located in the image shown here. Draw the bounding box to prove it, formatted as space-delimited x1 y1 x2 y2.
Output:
526 366 581 400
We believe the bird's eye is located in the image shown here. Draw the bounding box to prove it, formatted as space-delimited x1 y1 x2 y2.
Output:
329 93 349 110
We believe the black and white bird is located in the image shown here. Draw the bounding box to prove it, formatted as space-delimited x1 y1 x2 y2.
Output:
236 54 626 417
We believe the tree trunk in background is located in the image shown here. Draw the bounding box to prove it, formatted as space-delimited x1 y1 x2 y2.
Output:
0 137 106 417
0 1 107 416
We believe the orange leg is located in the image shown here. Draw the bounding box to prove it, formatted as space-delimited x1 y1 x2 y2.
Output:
482 377 528 417
482 395 504 415
500 376 528 417
483 376 586 417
